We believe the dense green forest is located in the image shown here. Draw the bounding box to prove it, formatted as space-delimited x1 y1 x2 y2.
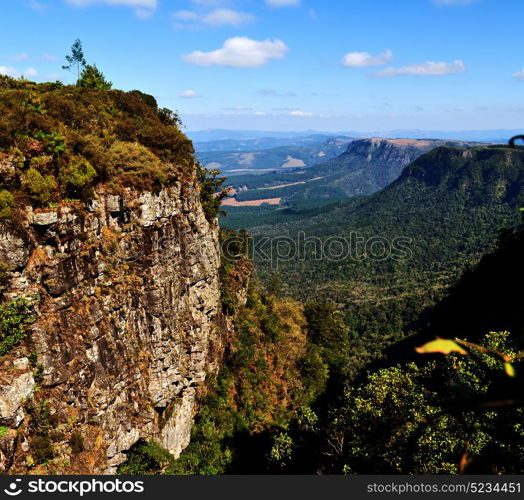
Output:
244 145 523 309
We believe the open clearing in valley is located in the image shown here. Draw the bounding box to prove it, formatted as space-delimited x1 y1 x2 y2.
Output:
222 197 282 207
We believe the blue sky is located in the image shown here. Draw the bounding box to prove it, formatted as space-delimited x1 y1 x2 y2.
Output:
1 0 523 131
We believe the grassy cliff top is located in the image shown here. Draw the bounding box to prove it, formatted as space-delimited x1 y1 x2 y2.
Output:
0 75 195 210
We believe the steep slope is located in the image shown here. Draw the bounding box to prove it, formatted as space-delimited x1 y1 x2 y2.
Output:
383 222 524 365
0 77 250 474
427 223 524 342
226 138 479 205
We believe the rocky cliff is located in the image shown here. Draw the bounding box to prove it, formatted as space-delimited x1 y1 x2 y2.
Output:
0 179 241 473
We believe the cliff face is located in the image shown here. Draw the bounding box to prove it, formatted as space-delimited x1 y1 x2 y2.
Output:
0 180 235 473
320 138 460 193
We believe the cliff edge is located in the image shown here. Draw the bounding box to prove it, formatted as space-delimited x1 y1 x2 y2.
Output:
0 77 247 473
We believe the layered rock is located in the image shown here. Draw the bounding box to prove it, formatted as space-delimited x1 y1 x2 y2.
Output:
0 180 236 473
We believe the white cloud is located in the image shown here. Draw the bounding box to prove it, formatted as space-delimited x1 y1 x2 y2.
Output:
342 49 393 67
270 109 328 117
372 60 466 77
0 66 38 79
222 107 258 115
179 90 202 98
433 0 478 4
203 8 254 26
174 8 254 27
26 1 47 12
223 106 253 111
65 0 157 17
24 67 38 78
7 53 29 62
183 37 288 68
174 9 199 20
0 66 19 78
290 110 313 116
265 0 300 6
513 69 524 81
134 7 154 18
40 53 57 62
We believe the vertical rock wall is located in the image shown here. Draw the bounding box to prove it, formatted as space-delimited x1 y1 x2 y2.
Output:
0 181 230 473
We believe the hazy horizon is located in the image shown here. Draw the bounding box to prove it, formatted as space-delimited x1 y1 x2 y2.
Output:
185 127 523 143
186 127 523 133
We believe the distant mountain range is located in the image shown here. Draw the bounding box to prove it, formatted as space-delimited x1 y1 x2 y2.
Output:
194 134 351 153
188 129 521 144
196 138 352 174
224 138 481 206
188 129 328 142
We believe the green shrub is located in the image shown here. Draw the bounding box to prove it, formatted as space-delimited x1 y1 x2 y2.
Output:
196 163 227 222
219 263 237 315
25 94 47 115
105 140 165 190
0 426 9 437
299 344 329 402
59 157 97 199
304 302 349 376
129 90 157 109
33 130 66 157
29 156 53 172
157 107 181 127
117 440 176 475
0 190 14 218
22 168 57 205
0 297 35 356
27 400 54 465
77 65 112 90
32 434 54 465
269 432 294 467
